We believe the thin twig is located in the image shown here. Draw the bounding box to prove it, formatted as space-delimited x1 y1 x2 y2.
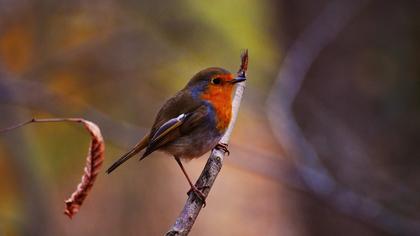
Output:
0 118 85 133
165 50 248 236
0 118 35 133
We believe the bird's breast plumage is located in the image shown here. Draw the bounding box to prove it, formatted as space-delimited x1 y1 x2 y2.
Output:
200 85 233 133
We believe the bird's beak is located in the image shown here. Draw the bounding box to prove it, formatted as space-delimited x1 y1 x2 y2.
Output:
230 77 246 84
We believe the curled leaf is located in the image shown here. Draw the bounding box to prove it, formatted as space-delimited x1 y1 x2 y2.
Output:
64 120 105 218
0 118 105 219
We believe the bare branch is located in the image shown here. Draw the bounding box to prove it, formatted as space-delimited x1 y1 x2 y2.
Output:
165 50 248 236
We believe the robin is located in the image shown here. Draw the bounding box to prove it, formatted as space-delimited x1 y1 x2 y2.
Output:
106 67 246 203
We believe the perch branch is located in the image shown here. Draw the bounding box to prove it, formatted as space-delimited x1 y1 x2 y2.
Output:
165 50 248 236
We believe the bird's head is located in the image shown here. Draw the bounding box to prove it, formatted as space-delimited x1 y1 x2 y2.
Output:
186 67 245 131
186 67 246 101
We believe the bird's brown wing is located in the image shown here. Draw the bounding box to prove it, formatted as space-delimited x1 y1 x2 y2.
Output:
141 104 209 159
107 89 207 173
150 88 201 134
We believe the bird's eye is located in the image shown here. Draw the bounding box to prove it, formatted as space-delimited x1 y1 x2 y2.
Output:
211 78 221 85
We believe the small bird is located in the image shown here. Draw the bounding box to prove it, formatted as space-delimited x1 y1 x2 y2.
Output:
106 67 246 202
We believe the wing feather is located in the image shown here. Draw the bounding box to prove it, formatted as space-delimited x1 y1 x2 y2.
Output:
141 105 209 159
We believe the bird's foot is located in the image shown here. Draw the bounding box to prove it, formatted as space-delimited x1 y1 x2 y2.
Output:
187 185 210 207
215 143 230 155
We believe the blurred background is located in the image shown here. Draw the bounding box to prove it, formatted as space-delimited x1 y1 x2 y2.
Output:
0 0 419 235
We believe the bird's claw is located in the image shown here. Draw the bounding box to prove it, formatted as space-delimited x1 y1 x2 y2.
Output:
187 185 209 207
215 143 230 155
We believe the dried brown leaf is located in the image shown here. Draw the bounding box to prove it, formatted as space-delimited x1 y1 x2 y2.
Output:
63 120 105 218
0 118 105 219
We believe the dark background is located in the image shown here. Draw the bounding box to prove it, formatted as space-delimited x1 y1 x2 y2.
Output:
0 0 419 235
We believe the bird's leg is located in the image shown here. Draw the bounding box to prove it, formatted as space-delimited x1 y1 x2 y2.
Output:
215 143 230 155
174 156 207 206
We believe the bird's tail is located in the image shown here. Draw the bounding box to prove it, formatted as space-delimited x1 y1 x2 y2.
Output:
106 135 150 174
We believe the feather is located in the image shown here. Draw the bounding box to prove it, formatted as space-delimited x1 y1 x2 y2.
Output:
106 134 149 174
141 105 209 160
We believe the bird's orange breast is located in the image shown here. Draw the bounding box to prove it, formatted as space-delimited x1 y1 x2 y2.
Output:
200 84 233 132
